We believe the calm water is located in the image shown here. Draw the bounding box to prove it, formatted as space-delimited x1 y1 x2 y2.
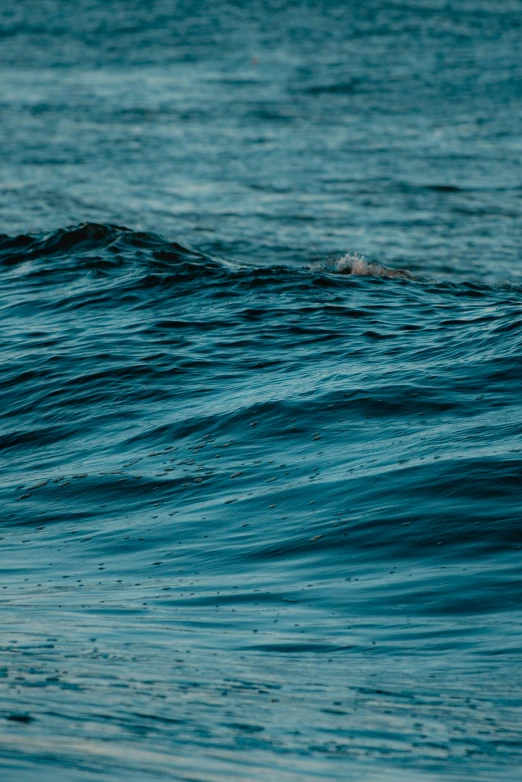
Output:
2 2 522 780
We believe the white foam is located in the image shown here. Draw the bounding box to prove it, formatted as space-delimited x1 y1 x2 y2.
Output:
336 252 413 280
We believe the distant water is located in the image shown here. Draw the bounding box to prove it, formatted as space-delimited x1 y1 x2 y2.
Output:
2 3 522 781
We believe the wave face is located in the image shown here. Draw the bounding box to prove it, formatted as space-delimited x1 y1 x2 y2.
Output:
2 223 522 780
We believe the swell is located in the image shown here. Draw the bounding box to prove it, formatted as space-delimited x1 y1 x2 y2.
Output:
2 223 521 298
2 223 522 589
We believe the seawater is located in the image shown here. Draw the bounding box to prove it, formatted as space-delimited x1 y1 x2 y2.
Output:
1 2 522 781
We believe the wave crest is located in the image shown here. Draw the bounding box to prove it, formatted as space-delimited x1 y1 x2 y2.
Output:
0 222 207 265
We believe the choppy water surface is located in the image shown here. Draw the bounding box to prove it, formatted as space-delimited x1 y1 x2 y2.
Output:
2 2 522 781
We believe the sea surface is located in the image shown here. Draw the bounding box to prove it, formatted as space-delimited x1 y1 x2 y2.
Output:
2 2 522 780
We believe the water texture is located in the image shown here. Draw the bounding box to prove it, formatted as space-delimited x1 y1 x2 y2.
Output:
1 2 522 780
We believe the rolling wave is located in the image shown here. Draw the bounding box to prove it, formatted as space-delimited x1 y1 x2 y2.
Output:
2 223 522 780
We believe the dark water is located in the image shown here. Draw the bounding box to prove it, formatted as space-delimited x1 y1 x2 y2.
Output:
2 2 522 780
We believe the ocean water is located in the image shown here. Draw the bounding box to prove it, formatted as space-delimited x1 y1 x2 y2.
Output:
2 2 522 780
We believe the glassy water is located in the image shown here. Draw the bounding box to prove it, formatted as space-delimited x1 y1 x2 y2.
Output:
1 2 522 780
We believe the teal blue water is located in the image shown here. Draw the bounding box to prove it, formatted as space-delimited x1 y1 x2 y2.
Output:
1 2 522 780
